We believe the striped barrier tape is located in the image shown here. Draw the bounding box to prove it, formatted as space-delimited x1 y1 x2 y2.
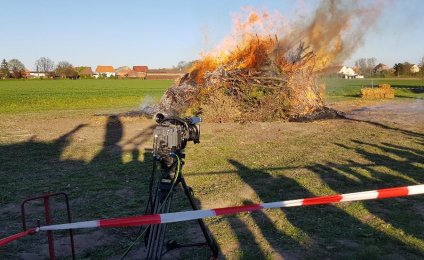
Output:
0 228 37 248
2 184 424 248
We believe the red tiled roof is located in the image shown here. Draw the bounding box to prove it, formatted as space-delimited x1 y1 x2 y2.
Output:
76 67 94 75
374 63 389 70
133 66 148 72
96 66 115 73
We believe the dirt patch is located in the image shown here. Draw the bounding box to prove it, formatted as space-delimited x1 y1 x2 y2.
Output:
344 98 424 126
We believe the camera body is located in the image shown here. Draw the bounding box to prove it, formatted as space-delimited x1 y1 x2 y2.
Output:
153 114 201 166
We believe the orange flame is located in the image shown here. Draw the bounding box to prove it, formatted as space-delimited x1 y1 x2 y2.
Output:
191 0 382 79
186 0 383 116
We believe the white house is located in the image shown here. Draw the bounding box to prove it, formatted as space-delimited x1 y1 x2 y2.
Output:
411 64 421 73
95 66 115 78
30 72 47 78
340 66 355 76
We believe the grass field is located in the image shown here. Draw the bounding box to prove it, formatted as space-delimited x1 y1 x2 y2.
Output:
0 79 172 114
0 78 423 259
323 78 424 102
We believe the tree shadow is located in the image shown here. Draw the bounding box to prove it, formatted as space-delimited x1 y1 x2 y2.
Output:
224 158 412 259
306 119 424 258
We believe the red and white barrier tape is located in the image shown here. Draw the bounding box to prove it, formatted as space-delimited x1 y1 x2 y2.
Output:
2 184 424 248
0 228 37 248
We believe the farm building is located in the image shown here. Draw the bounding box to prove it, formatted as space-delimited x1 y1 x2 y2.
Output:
127 70 145 79
21 69 31 78
133 66 148 73
95 65 115 78
115 66 132 78
30 71 47 78
374 63 390 73
75 67 94 77
320 65 361 78
411 64 421 73
146 68 186 80
352 67 360 74
131 66 148 78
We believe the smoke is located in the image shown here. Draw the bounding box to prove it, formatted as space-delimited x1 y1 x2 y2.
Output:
282 0 384 70
139 95 156 111
199 0 384 71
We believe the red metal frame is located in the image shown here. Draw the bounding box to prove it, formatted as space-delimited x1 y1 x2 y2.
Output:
21 192 75 260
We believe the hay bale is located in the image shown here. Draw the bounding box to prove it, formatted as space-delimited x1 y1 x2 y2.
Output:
384 89 395 98
379 84 391 89
360 88 394 98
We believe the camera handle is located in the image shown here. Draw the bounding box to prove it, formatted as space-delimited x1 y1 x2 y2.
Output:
144 153 219 260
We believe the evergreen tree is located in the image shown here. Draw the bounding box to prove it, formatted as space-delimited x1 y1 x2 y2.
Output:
0 59 10 79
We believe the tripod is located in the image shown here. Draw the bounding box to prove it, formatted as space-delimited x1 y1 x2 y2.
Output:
144 151 219 259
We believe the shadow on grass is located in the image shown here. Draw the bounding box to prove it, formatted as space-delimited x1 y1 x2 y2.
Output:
226 159 400 259
0 116 161 259
2 114 424 259
307 123 424 258
223 118 424 259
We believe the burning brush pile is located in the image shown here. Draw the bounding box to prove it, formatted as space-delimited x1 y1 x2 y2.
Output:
142 0 382 122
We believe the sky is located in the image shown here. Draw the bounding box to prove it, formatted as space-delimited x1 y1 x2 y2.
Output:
0 0 423 70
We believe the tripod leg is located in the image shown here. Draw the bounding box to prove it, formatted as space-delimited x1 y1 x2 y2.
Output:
180 176 219 259
146 181 173 260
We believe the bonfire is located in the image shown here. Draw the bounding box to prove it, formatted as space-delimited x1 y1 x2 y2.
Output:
142 0 381 122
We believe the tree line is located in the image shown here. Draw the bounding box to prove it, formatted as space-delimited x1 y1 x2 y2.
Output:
0 57 82 79
354 54 424 78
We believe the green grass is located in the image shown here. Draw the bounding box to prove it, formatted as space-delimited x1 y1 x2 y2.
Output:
323 78 424 102
0 79 172 114
0 78 424 259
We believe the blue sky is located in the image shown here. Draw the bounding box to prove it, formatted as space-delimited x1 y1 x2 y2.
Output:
0 0 423 70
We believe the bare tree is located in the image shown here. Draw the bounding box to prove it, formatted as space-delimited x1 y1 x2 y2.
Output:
354 57 377 75
55 60 78 78
366 57 377 74
8 58 26 71
34 57 55 76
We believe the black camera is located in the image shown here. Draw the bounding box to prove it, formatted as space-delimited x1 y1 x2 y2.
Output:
152 113 201 165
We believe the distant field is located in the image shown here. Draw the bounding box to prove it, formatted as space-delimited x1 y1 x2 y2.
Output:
323 78 424 102
0 79 172 114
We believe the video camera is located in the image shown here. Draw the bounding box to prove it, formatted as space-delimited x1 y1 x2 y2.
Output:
153 113 201 166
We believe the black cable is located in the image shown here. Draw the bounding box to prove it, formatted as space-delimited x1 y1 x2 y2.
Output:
119 155 181 260
135 158 157 238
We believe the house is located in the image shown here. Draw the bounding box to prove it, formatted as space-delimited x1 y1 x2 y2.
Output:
352 67 360 75
127 70 145 79
115 66 132 78
95 66 115 78
411 64 421 73
21 69 31 78
374 63 390 73
132 66 148 78
145 68 186 80
133 66 148 73
341 66 355 76
321 66 361 78
30 71 47 78
75 67 94 77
